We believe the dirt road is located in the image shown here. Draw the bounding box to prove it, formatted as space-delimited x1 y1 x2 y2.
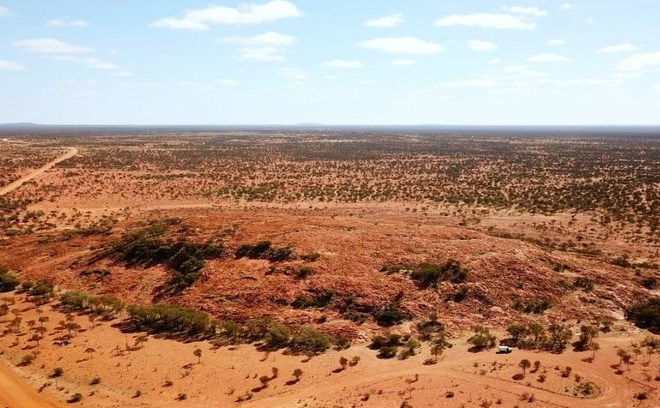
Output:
0 147 78 196
0 358 62 408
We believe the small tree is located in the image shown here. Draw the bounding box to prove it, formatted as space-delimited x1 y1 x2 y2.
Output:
271 367 279 379
574 325 599 351
35 325 47 338
507 324 528 346
431 331 453 362
339 356 349 371
68 393 83 403
519 359 531 376
259 375 270 388
292 368 303 383
65 322 81 336
28 333 42 347
617 349 632 370
467 326 496 351
589 341 600 359
194 348 202 364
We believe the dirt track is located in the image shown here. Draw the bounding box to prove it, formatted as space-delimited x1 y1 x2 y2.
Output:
0 147 78 196
0 358 62 408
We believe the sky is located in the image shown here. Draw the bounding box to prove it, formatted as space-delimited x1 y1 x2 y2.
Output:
0 0 659 125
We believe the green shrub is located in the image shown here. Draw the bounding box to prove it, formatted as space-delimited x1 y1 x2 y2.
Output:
513 298 552 314
291 290 334 309
300 252 321 262
641 277 657 290
235 241 293 262
126 303 210 335
295 266 313 279
0 268 19 292
288 326 333 354
374 308 407 327
384 259 468 288
60 291 123 318
377 346 398 359
574 277 595 291
98 226 223 290
380 264 408 275
68 393 83 403
264 323 291 349
29 280 55 304
626 297 660 333
369 333 403 350
452 285 469 302
467 326 497 351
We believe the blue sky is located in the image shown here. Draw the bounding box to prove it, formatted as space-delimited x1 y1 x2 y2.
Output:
1 1 659 125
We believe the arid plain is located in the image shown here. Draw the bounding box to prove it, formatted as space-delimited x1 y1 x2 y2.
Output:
0 128 658 407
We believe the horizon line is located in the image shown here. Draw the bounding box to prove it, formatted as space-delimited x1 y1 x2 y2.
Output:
3 122 660 128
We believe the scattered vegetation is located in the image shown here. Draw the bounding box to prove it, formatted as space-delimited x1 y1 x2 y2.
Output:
467 326 497 351
0 266 19 292
512 298 553 314
59 291 123 319
504 322 573 352
92 221 224 291
626 297 660 333
235 241 293 262
381 259 468 288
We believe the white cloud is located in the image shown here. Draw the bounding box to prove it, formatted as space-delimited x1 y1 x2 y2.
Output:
0 6 9 17
506 7 547 17
598 43 638 53
560 3 576 11
435 13 535 30
392 59 415 66
359 37 443 55
467 40 498 52
653 84 660 91
12 38 94 54
46 19 90 28
12 38 127 74
80 57 117 70
242 31 297 46
151 0 302 31
219 31 298 62
616 52 660 71
323 59 364 68
0 60 24 70
52 55 119 70
364 13 403 28
239 46 287 61
442 79 497 88
527 53 569 62
547 39 566 46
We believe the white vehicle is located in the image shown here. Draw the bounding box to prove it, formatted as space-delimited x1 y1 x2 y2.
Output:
498 346 513 354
